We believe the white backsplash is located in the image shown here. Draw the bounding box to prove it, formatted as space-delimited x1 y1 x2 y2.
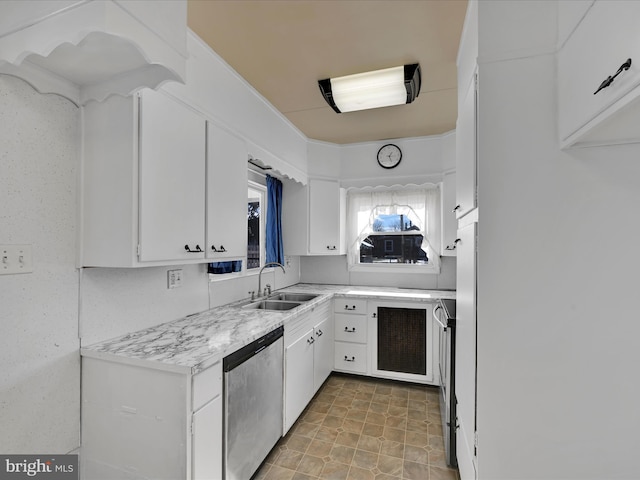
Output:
300 255 456 290
208 256 301 308
80 263 210 346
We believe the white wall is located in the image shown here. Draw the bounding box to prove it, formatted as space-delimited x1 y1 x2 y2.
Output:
474 1 640 478
300 255 456 290
340 135 446 189
0 75 80 453
79 264 210 346
300 133 457 290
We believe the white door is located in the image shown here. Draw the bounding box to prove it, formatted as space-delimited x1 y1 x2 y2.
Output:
456 221 477 479
313 316 334 392
206 124 248 259
138 89 206 262
284 329 314 432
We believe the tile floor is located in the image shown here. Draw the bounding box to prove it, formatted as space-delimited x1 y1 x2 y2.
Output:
254 373 460 480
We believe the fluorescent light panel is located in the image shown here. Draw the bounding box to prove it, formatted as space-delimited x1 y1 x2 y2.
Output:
319 64 421 114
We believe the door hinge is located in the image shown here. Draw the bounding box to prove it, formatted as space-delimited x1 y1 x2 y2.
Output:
136 244 141 257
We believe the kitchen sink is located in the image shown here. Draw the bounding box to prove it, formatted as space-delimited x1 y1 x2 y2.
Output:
267 293 318 302
242 300 301 311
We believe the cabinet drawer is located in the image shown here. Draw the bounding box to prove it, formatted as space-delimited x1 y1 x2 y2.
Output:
334 314 367 343
334 342 367 374
192 361 222 411
334 298 367 314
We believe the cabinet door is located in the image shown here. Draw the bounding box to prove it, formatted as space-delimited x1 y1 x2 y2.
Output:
456 221 477 474
558 0 640 147
441 172 458 256
138 89 206 262
456 73 477 219
313 316 334 393
206 124 248 260
192 396 222 480
308 179 343 254
284 328 315 433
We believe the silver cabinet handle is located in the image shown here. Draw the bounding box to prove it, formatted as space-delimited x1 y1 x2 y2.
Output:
184 244 202 253
211 245 227 252
316 329 323 337
372 312 377 318
327 245 337 250
344 327 356 333
344 305 356 311
453 205 461 213
307 337 315 345
344 356 355 362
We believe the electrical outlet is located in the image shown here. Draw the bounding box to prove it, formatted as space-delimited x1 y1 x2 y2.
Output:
1 245 33 275
167 269 183 289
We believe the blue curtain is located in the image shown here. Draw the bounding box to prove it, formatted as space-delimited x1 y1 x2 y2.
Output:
266 175 284 264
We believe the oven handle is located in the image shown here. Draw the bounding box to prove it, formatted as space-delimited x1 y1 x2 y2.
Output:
433 305 447 329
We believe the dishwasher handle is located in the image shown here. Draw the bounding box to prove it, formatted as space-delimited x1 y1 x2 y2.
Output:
223 326 284 372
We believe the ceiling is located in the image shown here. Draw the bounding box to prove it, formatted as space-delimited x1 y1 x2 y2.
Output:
187 0 467 145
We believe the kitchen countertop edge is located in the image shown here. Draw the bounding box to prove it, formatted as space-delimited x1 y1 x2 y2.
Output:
80 284 455 374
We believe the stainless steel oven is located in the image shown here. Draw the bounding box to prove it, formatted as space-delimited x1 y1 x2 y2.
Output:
434 299 457 467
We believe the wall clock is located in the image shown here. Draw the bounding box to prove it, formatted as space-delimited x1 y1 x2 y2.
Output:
377 143 402 169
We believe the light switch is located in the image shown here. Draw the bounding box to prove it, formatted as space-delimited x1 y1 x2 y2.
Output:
1 245 33 275
167 269 183 289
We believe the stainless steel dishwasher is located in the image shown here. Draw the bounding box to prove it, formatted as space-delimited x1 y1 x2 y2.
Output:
223 326 283 480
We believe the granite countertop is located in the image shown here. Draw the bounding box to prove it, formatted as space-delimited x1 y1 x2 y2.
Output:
80 283 455 375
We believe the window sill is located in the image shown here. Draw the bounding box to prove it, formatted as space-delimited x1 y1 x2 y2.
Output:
348 263 440 275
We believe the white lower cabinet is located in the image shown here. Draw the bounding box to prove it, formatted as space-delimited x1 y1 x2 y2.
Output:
284 300 333 433
192 396 222 479
333 298 439 385
313 315 334 392
81 357 222 480
285 327 315 433
333 299 368 375
368 300 437 385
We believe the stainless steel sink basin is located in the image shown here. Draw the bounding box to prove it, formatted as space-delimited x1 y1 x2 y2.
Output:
267 293 318 302
242 300 301 311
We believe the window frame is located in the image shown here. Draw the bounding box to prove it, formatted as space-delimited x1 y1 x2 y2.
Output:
346 184 441 275
247 181 267 272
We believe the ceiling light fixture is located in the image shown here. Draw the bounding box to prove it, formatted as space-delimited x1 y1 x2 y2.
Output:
318 64 421 114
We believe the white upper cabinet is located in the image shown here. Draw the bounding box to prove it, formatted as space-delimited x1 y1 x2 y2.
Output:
283 178 346 256
558 0 640 147
456 71 478 219
206 124 248 260
82 88 206 267
0 0 187 105
138 90 206 262
308 179 346 255
441 172 458 256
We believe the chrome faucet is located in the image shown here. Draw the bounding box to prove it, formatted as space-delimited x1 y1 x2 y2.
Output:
258 262 285 297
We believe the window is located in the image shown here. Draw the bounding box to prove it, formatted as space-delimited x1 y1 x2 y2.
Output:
346 184 441 273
